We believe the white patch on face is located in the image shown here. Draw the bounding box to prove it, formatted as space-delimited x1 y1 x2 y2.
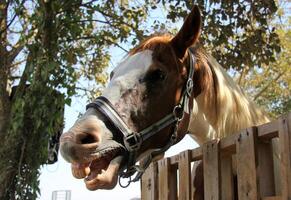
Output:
102 50 153 104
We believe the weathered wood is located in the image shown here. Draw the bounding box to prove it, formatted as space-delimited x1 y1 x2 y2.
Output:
203 140 220 200
278 113 291 199
158 158 177 200
192 161 204 200
141 163 158 200
262 196 282 200
220 133 238 154
236 128 259 200
191 147 203 161
140 115 290 200
178 150 191 200
258 120 279 140
168 122 280 166
220 154 234 200
272 138 282 195
258 140 276 197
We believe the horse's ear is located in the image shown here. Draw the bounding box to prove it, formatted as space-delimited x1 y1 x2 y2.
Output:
170 5 201 59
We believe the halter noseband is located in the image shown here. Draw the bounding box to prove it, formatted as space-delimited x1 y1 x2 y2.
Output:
86 51 196 187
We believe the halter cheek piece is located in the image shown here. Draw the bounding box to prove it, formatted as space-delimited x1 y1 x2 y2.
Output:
86 51 195 187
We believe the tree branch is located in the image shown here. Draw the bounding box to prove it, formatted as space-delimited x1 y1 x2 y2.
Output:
17 138 26 177
8 43 25 65
11 50 34 102
253 70 286 101
10 59 26 69
0 0 25 36
70 19 109 24
72 36 129 53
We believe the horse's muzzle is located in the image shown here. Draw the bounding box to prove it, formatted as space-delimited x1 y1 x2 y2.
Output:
59 117 126 190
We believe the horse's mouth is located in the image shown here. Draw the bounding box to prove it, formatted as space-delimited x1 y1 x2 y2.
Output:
71 146 124 190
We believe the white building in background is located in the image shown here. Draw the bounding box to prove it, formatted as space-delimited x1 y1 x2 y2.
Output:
52 190 71 200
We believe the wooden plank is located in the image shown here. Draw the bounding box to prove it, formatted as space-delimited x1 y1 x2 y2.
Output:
192 161 204 200
220 133 238 154
141 163 158 200
278 113 291 199
168 118 280 166
236 128 259 200
203 140 220 200
258 120 279 140
220 154 234 200
257 140 276 197
158 158 177 200
170 147 202 165
191 146 203 161
178 150 191 200
272 138 282 195
262 196 282 200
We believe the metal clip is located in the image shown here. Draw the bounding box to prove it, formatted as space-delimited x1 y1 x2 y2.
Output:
173 104 184 121
119 175 132 188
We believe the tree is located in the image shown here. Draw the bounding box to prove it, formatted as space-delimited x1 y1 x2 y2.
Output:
236 6 291 118
0 0 288 199
0 1 148 199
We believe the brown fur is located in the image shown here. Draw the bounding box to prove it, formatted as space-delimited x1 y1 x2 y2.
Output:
129 34 218 122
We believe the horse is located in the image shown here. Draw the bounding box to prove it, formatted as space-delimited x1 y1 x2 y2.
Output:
59 5 270 193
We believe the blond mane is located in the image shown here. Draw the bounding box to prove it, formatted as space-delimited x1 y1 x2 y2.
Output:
189 53 270 144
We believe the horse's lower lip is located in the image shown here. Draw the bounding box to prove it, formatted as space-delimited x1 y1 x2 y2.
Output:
70 146 124 189
83 155 123 190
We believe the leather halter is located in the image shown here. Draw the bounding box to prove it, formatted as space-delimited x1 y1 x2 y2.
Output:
86 50 195 187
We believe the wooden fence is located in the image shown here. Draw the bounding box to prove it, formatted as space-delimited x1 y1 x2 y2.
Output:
141 113 291 200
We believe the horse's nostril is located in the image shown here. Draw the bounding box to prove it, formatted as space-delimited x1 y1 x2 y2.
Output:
81 134 97 144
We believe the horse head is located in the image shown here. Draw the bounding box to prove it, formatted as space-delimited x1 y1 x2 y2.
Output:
60 6 202 190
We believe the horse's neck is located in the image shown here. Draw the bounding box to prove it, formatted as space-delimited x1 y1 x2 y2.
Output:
188 56 270 145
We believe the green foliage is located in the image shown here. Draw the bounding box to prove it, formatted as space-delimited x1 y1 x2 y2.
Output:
0 0 289 199
238 20 291 118
1 0 149 199
156 0 281 71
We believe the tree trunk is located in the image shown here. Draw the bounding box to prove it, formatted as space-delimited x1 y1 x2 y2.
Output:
0 2 17 199
0 1 11 139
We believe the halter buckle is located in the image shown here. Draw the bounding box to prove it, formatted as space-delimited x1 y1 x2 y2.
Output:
124 132 141 152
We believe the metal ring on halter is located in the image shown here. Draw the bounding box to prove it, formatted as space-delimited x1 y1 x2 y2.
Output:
186 78 193 96
173 105 184 121
118 175 131 188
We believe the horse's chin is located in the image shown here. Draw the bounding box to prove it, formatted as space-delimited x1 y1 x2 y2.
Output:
71 151 123 190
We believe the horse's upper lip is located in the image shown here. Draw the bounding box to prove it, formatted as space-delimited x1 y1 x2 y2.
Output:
70 146 124 190
90 145 124 162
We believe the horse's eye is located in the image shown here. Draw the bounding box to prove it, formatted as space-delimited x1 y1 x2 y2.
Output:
146 69 166 82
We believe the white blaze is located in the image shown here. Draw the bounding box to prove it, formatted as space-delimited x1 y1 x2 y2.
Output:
102 50 153 104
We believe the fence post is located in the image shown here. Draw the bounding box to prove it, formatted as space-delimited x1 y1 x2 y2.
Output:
141 162 158 200
236 127 259 200
279 113 291 199
158 158 177 200
178 150 192 200
203 140 220 200
220 154 234 200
